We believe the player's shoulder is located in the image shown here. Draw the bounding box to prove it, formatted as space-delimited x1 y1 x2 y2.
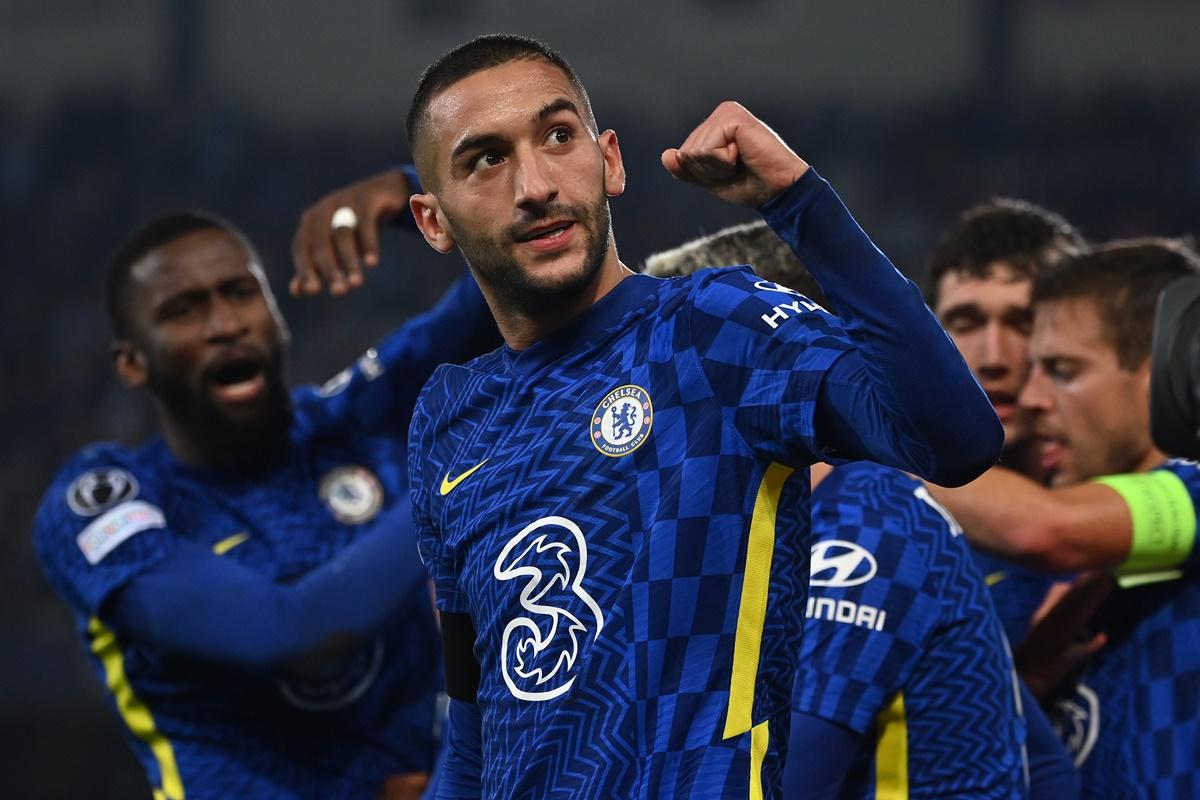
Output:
815 462 966 557
34 441 164 550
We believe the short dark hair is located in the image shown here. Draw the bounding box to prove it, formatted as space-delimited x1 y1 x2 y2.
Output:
642 220 831 309
1033 237 1200 369
925 198 1085 307
405 34 596 182
106 210 249 340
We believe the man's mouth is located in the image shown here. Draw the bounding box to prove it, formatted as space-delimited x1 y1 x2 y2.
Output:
1036 435 1067 473
985 390 1019 420
515 220 576 252
205 355 267 405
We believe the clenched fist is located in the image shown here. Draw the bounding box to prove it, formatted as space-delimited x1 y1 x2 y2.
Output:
661 101 810 209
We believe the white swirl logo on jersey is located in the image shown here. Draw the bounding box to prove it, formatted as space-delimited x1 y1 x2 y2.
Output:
590 384 653 457
809 540 878 587
494 516 605 702
318 465 383 524
66 468 139 517
1051 682 1100 767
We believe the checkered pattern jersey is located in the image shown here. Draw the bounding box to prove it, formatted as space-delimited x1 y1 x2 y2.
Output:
970 547 1060 647
792 461 1027 799
32 344 447 799
409 266 863 800
1051 459 1200 798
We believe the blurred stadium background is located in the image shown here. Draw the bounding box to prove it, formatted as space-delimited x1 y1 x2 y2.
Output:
3 1 1198 796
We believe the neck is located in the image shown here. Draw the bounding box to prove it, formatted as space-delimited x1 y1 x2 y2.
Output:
479 247 634 351
157 405 288 474
1134 444 1170 474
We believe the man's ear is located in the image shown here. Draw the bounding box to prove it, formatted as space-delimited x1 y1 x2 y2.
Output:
598 130 626 198
410 193 457 254
113 341 148 389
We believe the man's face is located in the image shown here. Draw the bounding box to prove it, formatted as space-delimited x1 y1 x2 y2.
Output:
935 263 1035 446
414 58 625 314
1018 296 1153 486
123 228 289 445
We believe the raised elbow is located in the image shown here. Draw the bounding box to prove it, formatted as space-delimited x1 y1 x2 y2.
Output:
925 409 1005 488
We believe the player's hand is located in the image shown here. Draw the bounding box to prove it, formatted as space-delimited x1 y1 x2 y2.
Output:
291 168 414 297
661 101 810 209
1015 572 1114 702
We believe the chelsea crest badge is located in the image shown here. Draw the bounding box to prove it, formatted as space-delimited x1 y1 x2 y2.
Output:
591 384 653 457
319 465 384 524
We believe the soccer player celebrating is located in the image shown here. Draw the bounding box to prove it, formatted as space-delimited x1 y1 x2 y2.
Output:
387 34 1000 798
928 239 1200 796
925 199 1085 646
648 223 1078 799
33 201 498 798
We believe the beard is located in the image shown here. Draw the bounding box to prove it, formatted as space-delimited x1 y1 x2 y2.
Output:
449 191 612 318
148 346 292 473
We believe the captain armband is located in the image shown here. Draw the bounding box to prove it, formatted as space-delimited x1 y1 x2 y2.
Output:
1093 471 1197 575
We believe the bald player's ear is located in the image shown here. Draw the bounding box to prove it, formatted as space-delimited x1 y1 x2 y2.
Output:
598 130 626 198
410 193 457 254
113 341 148 389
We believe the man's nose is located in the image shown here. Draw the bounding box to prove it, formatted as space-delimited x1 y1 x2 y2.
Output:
514 150 558 209
1018 364 1051 412
205 297 246 342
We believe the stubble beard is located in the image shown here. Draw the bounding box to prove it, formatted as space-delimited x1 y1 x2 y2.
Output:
452 193 613 319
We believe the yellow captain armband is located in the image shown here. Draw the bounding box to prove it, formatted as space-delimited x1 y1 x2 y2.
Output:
1094 471 1196 575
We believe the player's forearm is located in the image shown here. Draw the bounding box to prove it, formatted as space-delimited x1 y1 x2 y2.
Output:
762 170 1001 486
1022 681 1082 799
929 468 1129 572
109 501 428 669
430 699 484 799
780 712 859 799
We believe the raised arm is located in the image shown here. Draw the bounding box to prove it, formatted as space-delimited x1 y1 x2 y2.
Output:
666 102 1001 484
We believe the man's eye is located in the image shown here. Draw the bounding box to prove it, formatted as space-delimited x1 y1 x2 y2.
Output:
473 152 504 171
547 127 571 145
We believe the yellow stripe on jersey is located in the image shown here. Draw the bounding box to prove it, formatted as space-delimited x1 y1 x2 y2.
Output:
88 617 185 799
875 692 909 799
212 531 250 555
723 462 794 739
749 719 770 800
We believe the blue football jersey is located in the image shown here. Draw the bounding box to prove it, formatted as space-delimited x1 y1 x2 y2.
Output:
791 461 1027 799
971 548 1058 647
410 266 844 799
33 276 498 799
1049 459 1200 799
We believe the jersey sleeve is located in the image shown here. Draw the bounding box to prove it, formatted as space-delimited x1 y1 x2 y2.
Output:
757 169 1002 486
792 469 944 733
32 449 177 618
407 376 468 614
688 267 853 467
298 271 501 440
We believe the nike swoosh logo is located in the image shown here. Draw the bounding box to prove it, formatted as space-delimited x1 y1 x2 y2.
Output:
213 531 250 555
985 571 1007 587
440 460 488 496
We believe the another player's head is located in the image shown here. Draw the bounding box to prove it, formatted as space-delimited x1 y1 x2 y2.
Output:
106 210 291 469
926 199 1084 453
1019 238 1200 485
643 220 830 308
405 34 626 318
